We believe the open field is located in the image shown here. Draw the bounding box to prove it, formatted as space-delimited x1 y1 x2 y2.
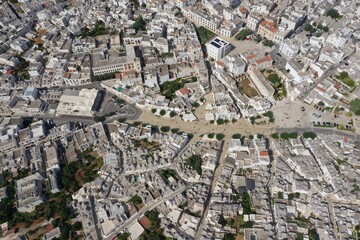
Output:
237 78 259 98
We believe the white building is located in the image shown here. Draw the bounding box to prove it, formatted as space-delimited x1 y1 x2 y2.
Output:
206 37 231 60
219 0 241 9
28 62 43 77
326 28 353 48
10 37 30 52
23 87 39 100
181 7 223 32
248 69 275 100
216 52 246 77
16 173 45 212
246 13 263 31
319 46 344 64
91 46 141 76
285 59 310 84
56 89 100 116
279 39 300 59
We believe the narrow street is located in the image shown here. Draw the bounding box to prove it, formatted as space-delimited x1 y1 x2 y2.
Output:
194 136 230 239
104 185 190 240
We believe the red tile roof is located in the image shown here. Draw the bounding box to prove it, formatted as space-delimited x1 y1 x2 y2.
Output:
139 216 151 229
239 7 248 14
216 60 225 67
260 151 269 157
178 88 190 96
245 54 257 60
334 81 341 90
260 20 278 33
255 55 273 64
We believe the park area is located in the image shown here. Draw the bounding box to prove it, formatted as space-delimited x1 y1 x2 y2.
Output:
237 78 259 98
263 70 287 100
335 71 356 88
235 28 252 40
196 26 216 43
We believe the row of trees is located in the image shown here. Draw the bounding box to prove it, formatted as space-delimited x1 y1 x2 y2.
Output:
271 132 317 140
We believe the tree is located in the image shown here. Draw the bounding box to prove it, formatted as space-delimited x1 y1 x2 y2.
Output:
304 24 316 33
118 118 126 123
250 116 256 124
278 192 284 199
303 132 317 139
326 9 342 19
185 155 202 175
133 16 146 32
223 233 235 240
72 221 82 232
263 111 275 123
160 126 170 132
159 109 166 116
192 102 200 108
216 118 225 125
288 193 295 200
216 133 225 140
241 193 252 214
235 28 252 40
94 116 105 122
350 98 360 115
296 233 304 240
170 111 177 118
133 121 142 126
129 0 140 9
117 233 130 240
280 132 298 140
323 26 329 32
263 39 274 47
130 195 143 205
171 128 179 134
151 108 157 114
232 134 241 139
208 133 215 139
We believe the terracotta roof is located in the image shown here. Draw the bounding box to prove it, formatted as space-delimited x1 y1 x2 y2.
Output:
343 136 349 143
178 87 190 96
260 20 278 33
255 55 273 64
245 54 257 60
239 7 248 14
37 29 48 36
260 151 269 157
63 73 71 78
334 81 341 89
139 216 151 229
315 86 326 93
216 60 225 67
46 224 54 231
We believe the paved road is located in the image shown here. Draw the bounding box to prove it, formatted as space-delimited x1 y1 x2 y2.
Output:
89 195 103 240
103 185 189 240
194 139 228 240
276 127 358 139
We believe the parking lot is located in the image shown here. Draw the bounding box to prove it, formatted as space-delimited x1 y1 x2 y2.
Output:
98 92 136 117
273 99 354 131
